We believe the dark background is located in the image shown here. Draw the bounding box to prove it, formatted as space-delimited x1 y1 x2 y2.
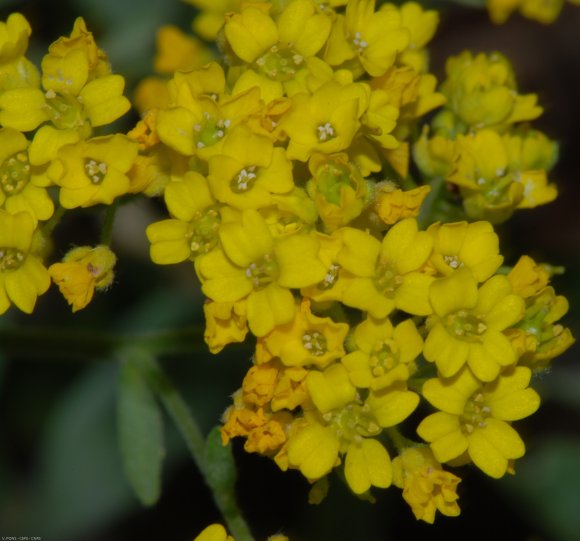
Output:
0 0 579 539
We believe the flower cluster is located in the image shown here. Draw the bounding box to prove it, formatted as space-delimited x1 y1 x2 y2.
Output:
133 0 574 524
0 13 139 312
0 0 575 528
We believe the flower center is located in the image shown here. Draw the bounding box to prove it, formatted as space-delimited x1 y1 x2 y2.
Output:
370 339 399 376
302 331 327 357
316 122 336 142
352 31 369 54
194 112 230 149
0 152 30 195
445 309 487 342
255 45 304 81
326 402 380 443
84 158 108 184
317 263 340 290
230 166 257 193
460 391 491 434
373 261 402 299
316 162 355 205
0 247 25 271
187 208 221 258
245 253 279 290
443 254 463 270
44 90 86 130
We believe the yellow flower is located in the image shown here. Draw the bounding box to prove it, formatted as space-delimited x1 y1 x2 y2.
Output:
224 0 332 97
374 184 430 226
147 172 220 264
342 316 423 391
207 125 293 210
324 0 410 77
0 13 40 91
203 300 248 354
437 51 542 133
0 210 49 314
394 2 439 73
192 524 234 541
260 299 349 369
392 446 461 523
412 128 456 179
279 80 368 161
0 128 54 223
511 286 575 371
156 84 262 160
0 18 130 136
417 365 540 478
335 218 434 318
306 152 370 231
48 245 116 312
427 221 503 282
196 209 327 336
153 26 213 74
507 255 550 299
424 269 524 381
48 134 138 208
287 363 419 492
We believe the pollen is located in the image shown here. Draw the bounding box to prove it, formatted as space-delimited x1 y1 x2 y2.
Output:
316 122 336 142
84 158 108 184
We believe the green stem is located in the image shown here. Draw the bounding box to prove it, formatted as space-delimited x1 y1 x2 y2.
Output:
140 355 255 541
385 427 416 453
101 199 120 246
42 205 66 237
417 176 445 229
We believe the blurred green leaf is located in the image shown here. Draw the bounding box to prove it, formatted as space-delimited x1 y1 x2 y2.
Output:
117 348 165 506
500 438 580 541
205 426 236 495
33 363 135 540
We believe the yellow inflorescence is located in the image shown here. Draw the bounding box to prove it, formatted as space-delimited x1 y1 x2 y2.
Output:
0 0 575 526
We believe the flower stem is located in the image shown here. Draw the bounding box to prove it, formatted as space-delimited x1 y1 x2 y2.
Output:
138 354 255 541
101 199 120 246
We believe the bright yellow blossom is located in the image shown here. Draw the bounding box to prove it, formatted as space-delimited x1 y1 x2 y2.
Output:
374 184 430 225
287 363 418 492
427 221 503 282
417 366 540 478
48 134 138 208
0 13 39 91
436 51 542 134
48 245 116 312
147 171 220 264
342 316 423 391
335 218 434 317
424 268 524 381
192 524 234 541
207 125 293 209
260 299 349 369
224 0 332 99
203 300 248 354
0 128 54 223
0 210 49 314
196 209 327 336
324 0 410 77
507 255 550 299
279 80 368 161
392 446 461 523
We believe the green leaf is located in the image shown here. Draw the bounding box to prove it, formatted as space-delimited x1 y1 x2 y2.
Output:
205 426 237 495
32 364 135 540
117 349 165 506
